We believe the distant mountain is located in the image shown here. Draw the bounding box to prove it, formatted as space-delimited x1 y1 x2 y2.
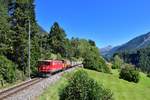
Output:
103 32 150 57
117 32 150 52
100 45 113 55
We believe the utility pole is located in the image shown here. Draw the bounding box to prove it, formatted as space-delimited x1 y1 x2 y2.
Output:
41 35 42 58
28 19 31 80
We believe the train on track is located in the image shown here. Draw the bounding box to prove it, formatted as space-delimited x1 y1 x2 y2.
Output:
0 60 82 99
38 59 82 77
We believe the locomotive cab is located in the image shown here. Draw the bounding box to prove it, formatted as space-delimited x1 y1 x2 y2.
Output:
38 60 64 77
38 60 51 73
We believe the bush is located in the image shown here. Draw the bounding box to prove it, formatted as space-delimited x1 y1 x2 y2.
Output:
59 70 113 100
0 55 17 83
119 64 140 83
15 69 26 81
99 58 111 73
112 55 123 69
147 73 150 78
83 55 111 73
83 55 98 70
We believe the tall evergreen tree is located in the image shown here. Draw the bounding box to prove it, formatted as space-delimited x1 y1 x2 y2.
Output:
48 22 67 57
8 0 40 74
0 0 11 54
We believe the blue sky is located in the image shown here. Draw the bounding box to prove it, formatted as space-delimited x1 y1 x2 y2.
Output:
35 0 150 48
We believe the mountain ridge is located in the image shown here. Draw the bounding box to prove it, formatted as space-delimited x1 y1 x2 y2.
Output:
101 32 150 57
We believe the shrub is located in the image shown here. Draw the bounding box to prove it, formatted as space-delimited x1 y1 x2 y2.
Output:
0 55 17 83
119 64 140 83
99 58 111 73
147 73 150 78
15 69 26 81
112 55 123 69
83 56 101 72
83 54 111 73
59 70 113 100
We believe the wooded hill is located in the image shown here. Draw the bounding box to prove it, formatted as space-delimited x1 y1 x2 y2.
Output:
0 0 109 84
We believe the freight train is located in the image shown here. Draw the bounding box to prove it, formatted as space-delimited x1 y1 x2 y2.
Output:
38 59 82 77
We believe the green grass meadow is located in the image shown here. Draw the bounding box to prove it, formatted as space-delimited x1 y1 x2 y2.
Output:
38 68 150 100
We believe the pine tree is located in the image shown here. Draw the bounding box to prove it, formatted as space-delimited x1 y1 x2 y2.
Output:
0 0 11 54
48 22 67 57
8 0 40 74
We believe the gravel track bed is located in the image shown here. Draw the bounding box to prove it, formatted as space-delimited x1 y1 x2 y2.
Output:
3 67 77 100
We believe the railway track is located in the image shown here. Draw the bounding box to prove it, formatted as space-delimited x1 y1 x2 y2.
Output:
0 78 44 100
0 64 83 100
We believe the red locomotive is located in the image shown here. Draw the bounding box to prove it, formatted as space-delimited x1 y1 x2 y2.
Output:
38 59 74 77
38 60 64 73
37 59 82 77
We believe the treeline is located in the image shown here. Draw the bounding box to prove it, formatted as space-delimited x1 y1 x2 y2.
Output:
117 47 150 73
0 0 109 84
0 0 42 83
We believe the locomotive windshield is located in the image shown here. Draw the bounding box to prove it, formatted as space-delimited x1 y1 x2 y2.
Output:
38 61 51 66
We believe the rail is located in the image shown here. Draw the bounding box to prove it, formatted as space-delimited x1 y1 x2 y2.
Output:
0 78 44 100
0 63 83 99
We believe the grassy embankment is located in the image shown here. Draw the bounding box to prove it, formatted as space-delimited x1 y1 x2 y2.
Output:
38 68 150 100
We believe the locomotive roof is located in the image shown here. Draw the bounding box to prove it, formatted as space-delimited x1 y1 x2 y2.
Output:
38 60 62 62
38 60 52 62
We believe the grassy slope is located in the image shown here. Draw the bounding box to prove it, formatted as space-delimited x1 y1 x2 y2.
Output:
38 72 70 100
87 69 150 100
38 68 150 100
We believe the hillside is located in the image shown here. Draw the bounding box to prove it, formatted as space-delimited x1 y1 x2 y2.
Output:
102 32 150 57
38 68 150 100
117 32 150 51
